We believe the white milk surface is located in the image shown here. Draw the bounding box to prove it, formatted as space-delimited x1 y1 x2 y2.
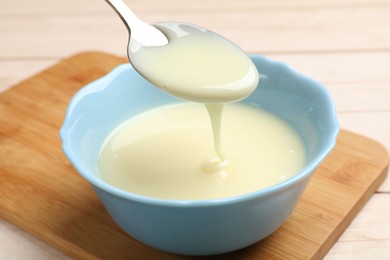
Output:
98 103 306 200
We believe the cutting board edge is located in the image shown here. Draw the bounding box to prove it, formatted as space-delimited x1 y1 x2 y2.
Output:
314 161 389 259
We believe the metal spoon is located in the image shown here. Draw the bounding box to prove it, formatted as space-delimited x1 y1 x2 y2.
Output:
104 0 168 56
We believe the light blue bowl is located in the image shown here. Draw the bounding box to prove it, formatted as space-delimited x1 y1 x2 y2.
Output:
60 55 339 256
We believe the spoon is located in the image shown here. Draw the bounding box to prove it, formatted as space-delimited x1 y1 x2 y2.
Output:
104 0 168 54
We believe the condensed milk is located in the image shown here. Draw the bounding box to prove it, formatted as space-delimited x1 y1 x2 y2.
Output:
99 103 305 200
98 22 305 200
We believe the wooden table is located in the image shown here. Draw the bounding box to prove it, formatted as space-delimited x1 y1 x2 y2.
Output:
1 0 389 258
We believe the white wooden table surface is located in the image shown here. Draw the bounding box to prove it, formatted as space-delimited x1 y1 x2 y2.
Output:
1 0 389 259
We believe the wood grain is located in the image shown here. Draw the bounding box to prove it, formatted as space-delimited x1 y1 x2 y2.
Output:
0 52 388 259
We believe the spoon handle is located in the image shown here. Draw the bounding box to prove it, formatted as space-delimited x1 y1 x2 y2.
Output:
105 0 141 30
104 0 168 47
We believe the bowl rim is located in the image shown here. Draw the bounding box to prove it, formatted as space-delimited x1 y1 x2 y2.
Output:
60 55 340 208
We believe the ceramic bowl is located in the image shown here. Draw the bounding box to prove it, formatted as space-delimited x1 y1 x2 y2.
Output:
60 55 339 255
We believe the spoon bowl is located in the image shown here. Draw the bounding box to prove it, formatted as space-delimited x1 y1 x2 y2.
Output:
105 1 259 104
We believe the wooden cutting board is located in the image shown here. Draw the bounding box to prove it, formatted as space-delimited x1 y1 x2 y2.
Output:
0 52 388 260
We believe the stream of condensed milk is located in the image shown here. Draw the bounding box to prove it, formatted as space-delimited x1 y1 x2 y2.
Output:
98 22 305 200
129 22 259 169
